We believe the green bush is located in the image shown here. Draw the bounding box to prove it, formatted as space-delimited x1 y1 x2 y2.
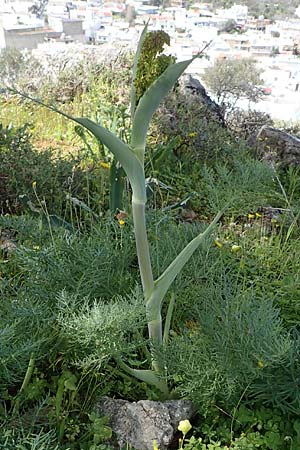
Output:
0 216 138 390
165 286 290 412
151 89 234 164
0 48 43 92
0 122 109 218
2 214 292 414
197 158 279 215
41 50 132 105
11 221 137 301
249 330 300 414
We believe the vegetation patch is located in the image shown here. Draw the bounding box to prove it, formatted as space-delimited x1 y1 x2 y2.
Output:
1 28 300 449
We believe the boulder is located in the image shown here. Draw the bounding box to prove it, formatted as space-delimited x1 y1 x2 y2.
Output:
182 75 225 126
256 125 300 166
95 397 194 450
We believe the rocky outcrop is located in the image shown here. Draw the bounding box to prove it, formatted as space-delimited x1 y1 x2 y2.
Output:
95 397 194 450
256 125 300 166
183 75 225 126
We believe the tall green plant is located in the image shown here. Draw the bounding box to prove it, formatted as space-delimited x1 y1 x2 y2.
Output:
14 28 223 396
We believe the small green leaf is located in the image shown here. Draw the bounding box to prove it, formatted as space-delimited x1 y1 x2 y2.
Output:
64 374 77 391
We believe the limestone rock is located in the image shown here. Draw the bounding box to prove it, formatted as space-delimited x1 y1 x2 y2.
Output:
95 397 194 450
256 125 300 166
183 75 225 127
0 229 17 256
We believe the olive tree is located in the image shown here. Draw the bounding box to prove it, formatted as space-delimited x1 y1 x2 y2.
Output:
0 48 43 91
202 58 264 114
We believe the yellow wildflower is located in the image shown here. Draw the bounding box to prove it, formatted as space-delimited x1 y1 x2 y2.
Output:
100 161 110 170
119 219 125 227
231 245 241 253
248 213 255 219
214 239 223 248
178 419 192 435
258 360 264 369
153 440 159 450
32 181 37 189
255 212 262 218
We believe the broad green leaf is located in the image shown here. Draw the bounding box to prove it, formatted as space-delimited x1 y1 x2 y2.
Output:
10 90 146 202
131 56 197 150
75 118 145 202
116 358 168 394
64 375 77 391
130 22 149 120
109 158 125 213
149 209 224 309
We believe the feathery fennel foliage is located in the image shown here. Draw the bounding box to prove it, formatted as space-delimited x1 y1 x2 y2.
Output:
55 287 147 369
165 286 291 411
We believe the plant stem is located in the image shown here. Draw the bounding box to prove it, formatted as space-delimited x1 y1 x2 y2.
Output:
12 353 35 416
132 199 154 298
19 353 35 394
132 195 166 376
146 314 163 373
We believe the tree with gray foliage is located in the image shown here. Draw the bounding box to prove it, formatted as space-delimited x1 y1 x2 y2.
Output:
0 48 43 92
202 58 264 115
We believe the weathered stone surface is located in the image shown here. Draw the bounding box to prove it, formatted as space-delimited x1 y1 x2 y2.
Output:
183 75 225 127
0 229 17 255
95 397 194 450
256 125 300 166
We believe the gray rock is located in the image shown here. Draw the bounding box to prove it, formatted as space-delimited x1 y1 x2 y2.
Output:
256 125 300 166
95 397 194 450
183 75 225 127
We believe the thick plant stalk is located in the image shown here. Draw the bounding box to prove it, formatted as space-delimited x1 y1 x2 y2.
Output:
132 187 165 374
132 198 154 297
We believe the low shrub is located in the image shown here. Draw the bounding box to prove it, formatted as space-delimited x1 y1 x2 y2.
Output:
226 108 273 142
0 48 44 93
151 89 237 164
0 122 110 219
185 404 300 449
